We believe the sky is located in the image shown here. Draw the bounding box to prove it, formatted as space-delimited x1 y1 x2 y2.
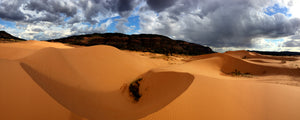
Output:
0 0 300 52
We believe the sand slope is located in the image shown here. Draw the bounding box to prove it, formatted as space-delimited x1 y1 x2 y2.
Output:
1 41 300 120
0 59 83 120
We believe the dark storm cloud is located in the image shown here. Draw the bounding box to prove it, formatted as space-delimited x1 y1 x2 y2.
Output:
0 0 138 24
140 0 300 48
78 0 137 23
198 11 300 47
0 10 25 21
24 0 77 17
0 0 75 23
26 12 64 23
103 0 136 17
117 0 135 13
0 0 26 21
67 16 82 24
146 0 178 12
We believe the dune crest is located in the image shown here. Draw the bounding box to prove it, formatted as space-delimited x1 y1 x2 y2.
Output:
0 40 73 60
0 40 73 49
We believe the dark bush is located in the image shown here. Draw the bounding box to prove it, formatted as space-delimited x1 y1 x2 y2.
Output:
129 78 142 102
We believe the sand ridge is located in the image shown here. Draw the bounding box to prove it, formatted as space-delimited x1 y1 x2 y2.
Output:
0 40 73 60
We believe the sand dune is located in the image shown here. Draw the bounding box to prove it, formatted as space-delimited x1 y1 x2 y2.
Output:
171 52 300 77
1 41 300 120
226 50 298 61
19 45 194 119
0 40 72 60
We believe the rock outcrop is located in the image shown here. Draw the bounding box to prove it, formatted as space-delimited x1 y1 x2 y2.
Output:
0 31 25 42
48 33 214 55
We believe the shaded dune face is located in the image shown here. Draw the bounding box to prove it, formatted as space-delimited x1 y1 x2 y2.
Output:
20 46 194 120
137 71 194 115
0 59 80 120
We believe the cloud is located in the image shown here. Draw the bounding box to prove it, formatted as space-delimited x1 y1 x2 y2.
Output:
146 0 178 12
0 0 139 40
24 0 77 17
77 0 138 23
31 28 44 32
0 0 299 52
73 19 113 34
115 18 129 33
139 0 300 48
282 30 300 47
0 0 27 21
0 24 5 29
0 0 138 24
283 40 300 47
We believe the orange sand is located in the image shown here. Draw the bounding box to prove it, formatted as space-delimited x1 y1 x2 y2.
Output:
1 41 300 120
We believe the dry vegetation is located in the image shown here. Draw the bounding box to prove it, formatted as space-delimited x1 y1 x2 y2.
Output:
129 78 143 102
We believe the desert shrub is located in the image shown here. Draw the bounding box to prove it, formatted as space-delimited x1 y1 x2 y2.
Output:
231 69 252 77
231 69 241 76
129 78 143 102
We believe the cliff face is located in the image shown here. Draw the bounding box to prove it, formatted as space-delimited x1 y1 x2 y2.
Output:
0 31 25 42
48 33 214 55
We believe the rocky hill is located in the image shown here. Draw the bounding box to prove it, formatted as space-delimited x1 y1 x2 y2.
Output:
48 33 214 55
0 31 25 42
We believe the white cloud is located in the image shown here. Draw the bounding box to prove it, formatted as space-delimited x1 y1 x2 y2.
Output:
96 19 113 32
0 24 5 29
289 0 300 18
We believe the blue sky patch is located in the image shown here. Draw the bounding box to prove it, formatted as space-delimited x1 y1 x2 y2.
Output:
126 16 140 34
103 15 140 34
264 38 284 43
0 18 16 28
106 16 121 32
265 4 291 17
264 38 284 48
